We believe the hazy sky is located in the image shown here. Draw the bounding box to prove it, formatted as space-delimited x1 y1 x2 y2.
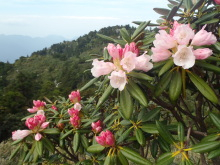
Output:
0 0 168 39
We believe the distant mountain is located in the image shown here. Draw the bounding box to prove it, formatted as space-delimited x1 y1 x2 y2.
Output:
0 34 68 63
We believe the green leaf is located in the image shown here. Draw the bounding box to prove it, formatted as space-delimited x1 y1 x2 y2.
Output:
158 59 174 77
201 134 219 142
156 121 175 144
208 148 220 159
156 152 174 165
104 155 112 165
60 129 73 140
141 107 161 122
9 145 21 160
81 134 89 149
184 0 193 10
80 77 99 91
195 61 220 74
190 0 204 13
96 85 113 108
120 28 132 43
135 128 145 146
97 33 115 42
73 132 80 153
178 123 184 142
119 88 134 120
127 79 148 107
120 147 152 165
128 71 153 81
36 140 43 156
151 139 158 158
188 72 218 104
42 138 54 153
194 11 218 24
192 141 220 153
153 8 171 15
42 128 60 134
167 6 178 21
131 21 151 40
117 128 132 144
158 136 171 152
201 18 220 25
209 113 220 130
154 71 172 97
169 71 182 103
11 139 23 145
118 150 129 165
87 144 105 153
141 124 158 134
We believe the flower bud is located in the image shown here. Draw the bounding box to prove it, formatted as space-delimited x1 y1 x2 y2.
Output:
69 90 81 104
95 130 115 147
91 120 102 134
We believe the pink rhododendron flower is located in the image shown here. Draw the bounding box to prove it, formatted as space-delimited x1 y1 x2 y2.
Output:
107 43 123 60
12 130 31 140
173 24 194 45
69 90 81 104
170 21 181 36
153 30 176 49
41 122 50 129
70 116 81 128
35 133 42 141
51 105 58 111
96 130 115 147
135 54 153 72
120 52 137 73
68 108 80 117
74 102 82 111
191 25 217 46
173 45 195 69
214 0 220 5
91 120 102 134
108 70 127 91
193 48 213 60
151 47 172 62
91 59 115 77
123 42 139 55
27 100 46 113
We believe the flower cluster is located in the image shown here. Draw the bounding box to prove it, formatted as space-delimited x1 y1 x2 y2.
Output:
91 42 153 91
27 100 46 113
151 21 217 69
69 90 82 110
12 110 49 141
95 130 115 147
91 120 103 134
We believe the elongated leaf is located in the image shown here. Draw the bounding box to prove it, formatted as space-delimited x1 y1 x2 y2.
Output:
194 11 218 24
156 152 174 165
118 150 129 165
209 113 220 130
167 6 178 21
73 132 80 153
87 144 105 153
169 71 182 103
117 128 132 144
201 134 219 142
178 123 184 142
127 79 148 107
42 138 54 153
151 139 158 158
97 33 115 42
153 8 171 15
131 21 150 40
81 134 89 149
201 18 220 25
154 71 172 97
120 28 132 43
141 124 158 134
192 141 220 153
128 71 153 81
184 0 193 10
195 61 220 74
156 121 175 144
60 129 73 140
11 139 23 145
190 0 204 13
36 141 43 156
158 59 174 77
80 77 99 91
9 145 21 160
119 88 133 120
158 136 171 152
120 147 152 165
188 72 218 104
141 107 161 122
96 85 113 108
135 128 145 146
208 148 220 159
42 128 60 134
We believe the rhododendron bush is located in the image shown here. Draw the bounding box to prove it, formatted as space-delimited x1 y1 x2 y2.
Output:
10 0 220 164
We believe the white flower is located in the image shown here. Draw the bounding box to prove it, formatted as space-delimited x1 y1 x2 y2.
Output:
108 70 127 91
74 103 82 111
120 51 137 73
12 130 31 140
135 54 153 72
91 59 115 77
173 45 195 69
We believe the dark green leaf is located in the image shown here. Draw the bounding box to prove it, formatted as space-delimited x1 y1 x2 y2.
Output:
141 107 161 122
190 0 204 13
135 128 145 146
80 77 99 91
192 141 220 153
156 121 175 144
9 145 21 160
178 123 184 142
36 141 43 156
156 152 174 165
208 148 220 159
128 71 153 81
96 85 113 108
87 144 105 153
120 28 132 43
60 130 73 140
209 113 220 130
169 71 182 103
42 128 60 134
81 134 89 149
194 11 218 24
153 8 171 16
151 139 158 158
158 59 174 77
73 132 80 153
131 21 151 40
118 150 129 165
141 124 158 134
195 61 220 74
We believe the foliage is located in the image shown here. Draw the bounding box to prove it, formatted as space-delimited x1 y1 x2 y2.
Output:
7 0 220 165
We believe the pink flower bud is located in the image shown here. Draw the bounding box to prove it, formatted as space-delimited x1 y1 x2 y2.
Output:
35 133 42 141
191 25 217 46
51 105 58 111
95 130 115 147
91 120 103 133
74 103 82 111
69 90 81 104
25 114 46 130
70 116 81 128
123 42 139 55
214 0 220 5
107 43 121 59
193 48 213 60
33 100 46 108
12 130 31 140
41 122 50 129
68 108 80 117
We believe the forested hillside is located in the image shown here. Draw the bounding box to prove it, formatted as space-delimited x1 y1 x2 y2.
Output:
0 25 136 142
